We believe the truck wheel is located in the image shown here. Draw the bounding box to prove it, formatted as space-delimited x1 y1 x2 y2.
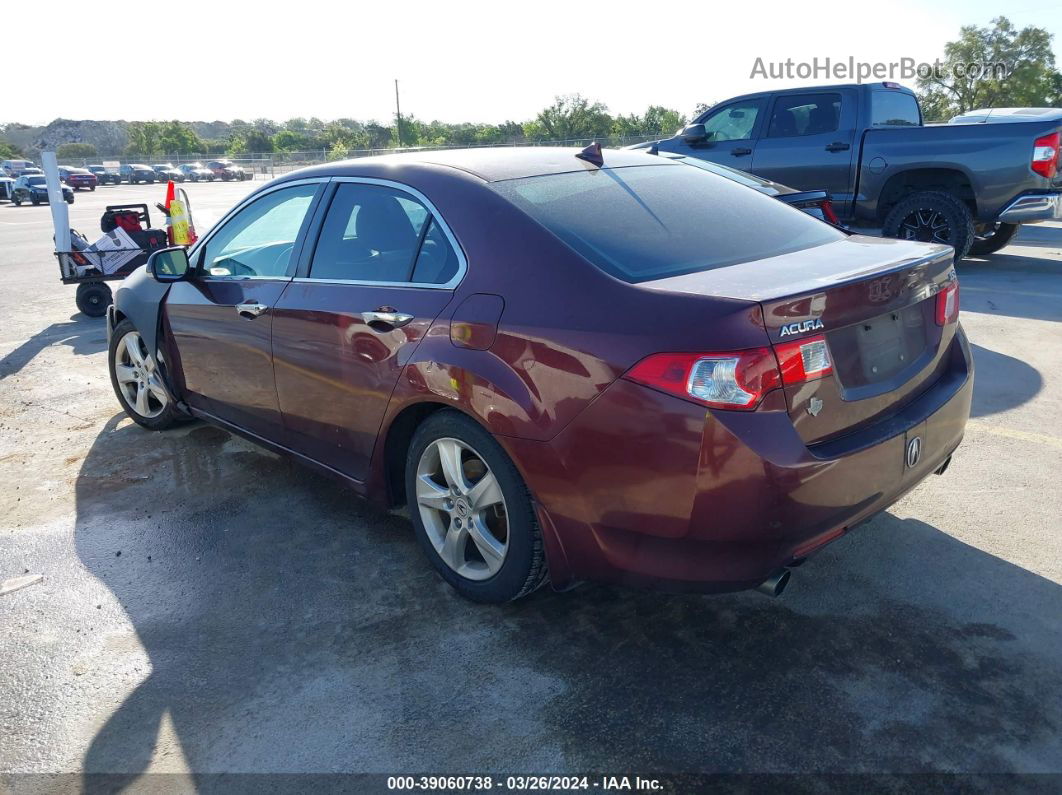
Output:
969 222 1019 256
75 281 113 318
882 191 975 260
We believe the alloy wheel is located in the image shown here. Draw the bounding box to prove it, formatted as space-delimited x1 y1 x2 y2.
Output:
898 208 952 244
113 330 168 419
415 437 508 581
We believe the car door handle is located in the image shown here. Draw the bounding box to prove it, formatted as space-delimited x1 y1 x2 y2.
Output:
730 147 752 156
825 142 850 152
236 302 269 319
362 309 414 328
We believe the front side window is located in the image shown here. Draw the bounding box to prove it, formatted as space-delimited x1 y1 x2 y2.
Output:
871 91 921 127
701 102 761 142
491 164 843 283
767 93 841 138
198 183 318 279
308 183 459 285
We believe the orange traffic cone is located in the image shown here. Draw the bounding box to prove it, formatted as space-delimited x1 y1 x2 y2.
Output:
164 181 177 244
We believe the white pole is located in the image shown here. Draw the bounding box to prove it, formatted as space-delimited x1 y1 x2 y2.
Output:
41 152 70 254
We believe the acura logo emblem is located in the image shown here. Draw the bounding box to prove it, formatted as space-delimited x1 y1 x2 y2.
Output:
906 436 922 469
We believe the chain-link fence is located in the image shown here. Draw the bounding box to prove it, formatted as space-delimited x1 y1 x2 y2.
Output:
53 133 667 181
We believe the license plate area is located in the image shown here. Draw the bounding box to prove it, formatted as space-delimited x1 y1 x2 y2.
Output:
829 303 928 389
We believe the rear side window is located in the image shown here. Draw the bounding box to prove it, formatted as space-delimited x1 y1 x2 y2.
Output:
767 93 841 137
491 164 843 283
309 183 460 284
871 91 921 127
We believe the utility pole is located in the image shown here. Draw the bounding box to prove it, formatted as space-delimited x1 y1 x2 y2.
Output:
394 79 403 148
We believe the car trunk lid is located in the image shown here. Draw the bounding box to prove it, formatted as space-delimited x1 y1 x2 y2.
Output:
643 235 957 444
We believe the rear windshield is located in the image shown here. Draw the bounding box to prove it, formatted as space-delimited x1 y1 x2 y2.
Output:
870 91 921 127
490 164 843 283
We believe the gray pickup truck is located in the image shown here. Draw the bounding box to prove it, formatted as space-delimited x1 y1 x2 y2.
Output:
646 82 1062 258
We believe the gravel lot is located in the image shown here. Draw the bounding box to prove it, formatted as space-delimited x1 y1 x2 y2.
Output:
1 179 1060 783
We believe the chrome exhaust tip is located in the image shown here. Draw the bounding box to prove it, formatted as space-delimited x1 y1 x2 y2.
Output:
755 568 791 598
934 455 952 476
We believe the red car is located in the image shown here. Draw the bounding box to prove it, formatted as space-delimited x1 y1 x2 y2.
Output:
106 147 972 603
58 166 98 190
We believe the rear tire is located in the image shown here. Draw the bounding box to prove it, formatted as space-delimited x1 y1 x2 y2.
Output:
969 222 1019 256
406 411 548 603
882 191 975 260
108 319 182 430
75 281 112 317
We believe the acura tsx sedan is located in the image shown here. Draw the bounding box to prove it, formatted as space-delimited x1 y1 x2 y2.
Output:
106 146 972 603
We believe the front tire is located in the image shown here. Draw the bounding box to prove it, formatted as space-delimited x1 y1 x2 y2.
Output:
969 222 1019 256
406 411 548 603
882 191 975 260
108 319 181 430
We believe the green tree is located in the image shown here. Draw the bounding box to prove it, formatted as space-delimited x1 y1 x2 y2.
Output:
273 129 311 152
157 121 204 155
529 94 613 141
917 16 1062 120
0 138 21 159
57 142 98 159
228 129 274 155
126 121 163 157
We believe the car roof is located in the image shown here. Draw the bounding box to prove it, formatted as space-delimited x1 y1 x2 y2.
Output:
696 81 915 112
283 146 676 184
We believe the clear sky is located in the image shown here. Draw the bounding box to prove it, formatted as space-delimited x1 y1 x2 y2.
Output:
9 0 1061 126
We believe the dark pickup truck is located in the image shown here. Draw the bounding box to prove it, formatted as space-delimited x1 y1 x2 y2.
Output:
646 82 1062 257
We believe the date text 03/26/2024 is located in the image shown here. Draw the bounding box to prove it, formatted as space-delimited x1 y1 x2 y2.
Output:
386 775 663 791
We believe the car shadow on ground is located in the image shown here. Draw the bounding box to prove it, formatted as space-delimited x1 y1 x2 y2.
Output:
0 314 107 380
74 414 1062 783
969 343 1042 418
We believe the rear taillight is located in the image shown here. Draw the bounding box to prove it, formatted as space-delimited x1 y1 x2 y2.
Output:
1031 132 1060 179
624 349 782 411
935 282 960 325
772 334 833 385
820 198 840 225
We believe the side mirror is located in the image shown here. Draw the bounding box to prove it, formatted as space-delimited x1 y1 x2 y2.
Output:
681 123 708 144
148 246 190 282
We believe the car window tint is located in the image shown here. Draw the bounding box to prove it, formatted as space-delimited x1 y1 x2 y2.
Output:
871 91 921 127
491 164 843 283
767 93 841 138
702 102 760 142
410 220 460 284
309 183 433 283
199 184 317 279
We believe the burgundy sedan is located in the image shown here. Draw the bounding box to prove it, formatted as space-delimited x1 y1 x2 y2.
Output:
58 166 98 191
106 147 972 603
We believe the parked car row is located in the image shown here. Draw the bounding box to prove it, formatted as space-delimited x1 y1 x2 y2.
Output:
115 160 251 184
2 158 252 190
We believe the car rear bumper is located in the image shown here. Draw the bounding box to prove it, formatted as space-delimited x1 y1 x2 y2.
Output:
998 191 1062 224
508 327 973 593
